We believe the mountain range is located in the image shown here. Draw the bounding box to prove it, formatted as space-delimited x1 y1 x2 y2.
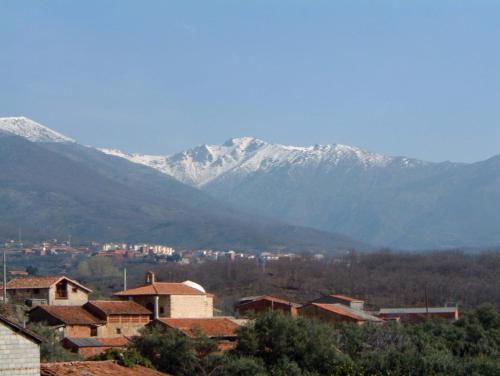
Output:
2 116 500 249
101 135 500 249
0 117 360 252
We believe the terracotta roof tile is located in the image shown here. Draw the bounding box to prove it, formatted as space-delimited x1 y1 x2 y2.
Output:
30 305 103 325
153 318 240 338
86 300 152 315
304 303 382 322
41 360 169 376
114 282 206 296
6 276 92 292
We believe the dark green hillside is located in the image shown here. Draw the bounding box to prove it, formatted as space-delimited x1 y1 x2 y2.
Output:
0 133 362 251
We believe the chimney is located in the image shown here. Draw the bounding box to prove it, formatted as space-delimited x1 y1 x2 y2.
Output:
145 271 155 285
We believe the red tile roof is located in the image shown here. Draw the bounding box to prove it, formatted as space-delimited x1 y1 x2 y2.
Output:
304 303 383 322
30 305 103 325
86 300 152 315
152 318 240 338
114 282 206 296
6 276 92 292
41 361 169 376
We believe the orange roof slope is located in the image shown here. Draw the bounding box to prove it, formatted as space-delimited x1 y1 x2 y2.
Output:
308 303 382 322
86 300 152 315
41 360 169 376
6 276 92 292
31 305 103 325
153 318 240 338
114 282 205 296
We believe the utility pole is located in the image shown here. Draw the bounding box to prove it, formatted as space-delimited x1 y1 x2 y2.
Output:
3 248 7 304
424 286 429 318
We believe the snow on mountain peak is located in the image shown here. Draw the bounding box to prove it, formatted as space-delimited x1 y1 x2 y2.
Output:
100 138 397 187
0 116 75 143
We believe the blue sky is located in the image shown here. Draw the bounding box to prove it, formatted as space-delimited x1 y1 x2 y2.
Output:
1 1 499 162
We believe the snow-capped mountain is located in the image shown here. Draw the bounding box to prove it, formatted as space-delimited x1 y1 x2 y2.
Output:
0 116 75 143
3 116 500 249
100 137 423 188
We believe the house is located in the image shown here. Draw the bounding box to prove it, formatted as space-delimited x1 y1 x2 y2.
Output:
3 275 91 306
310 294 365 311
148 317 240 352
114 271 213 318
235 295 299 316
61 336 130 358
148 317 240 339
29 305 105 338
297 303 383 325
29 300 151 338
40 360 170 375
378 307 459 323
0 314 43 376
83 300 151 337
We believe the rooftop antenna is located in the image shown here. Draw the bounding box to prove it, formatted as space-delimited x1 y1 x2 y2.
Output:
123 267 127 290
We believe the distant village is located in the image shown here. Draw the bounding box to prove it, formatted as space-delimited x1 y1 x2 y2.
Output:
2 239 325 264
0 265 459 375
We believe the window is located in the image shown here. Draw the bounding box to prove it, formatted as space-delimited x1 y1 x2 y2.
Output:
33 289 40 294
72 287 78 293
116 328 122 335
159 307 164 314
55 280 68 299
90 327 97 337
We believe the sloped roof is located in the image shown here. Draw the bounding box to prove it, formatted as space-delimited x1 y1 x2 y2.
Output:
30 305 103 325
0 314 44 344
64 336 130 348
41 360 169 376
152 318 240 338
86 300 152 315
6 276 92 292
114 282 206 296
379 307 458 314
302 303 383 322
237 295 299 307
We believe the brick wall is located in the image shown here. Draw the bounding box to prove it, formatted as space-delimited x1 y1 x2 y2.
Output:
0 323 40 376
65 325 93 337
98 315 150 337
170 295 213 318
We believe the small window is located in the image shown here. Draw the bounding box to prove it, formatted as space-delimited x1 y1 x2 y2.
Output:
72 287 78 293
116 328 122 335
33 289 40 294
90 327 97 337
159 307 164 314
